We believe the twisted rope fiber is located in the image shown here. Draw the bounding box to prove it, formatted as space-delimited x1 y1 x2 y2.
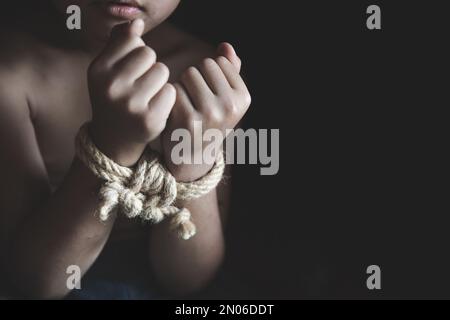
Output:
75 123 225 240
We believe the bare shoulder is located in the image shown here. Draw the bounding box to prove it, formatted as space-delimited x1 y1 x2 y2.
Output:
0 28 67 119
0 31 33 116
0 30 47 99
0 29 42 75
145 23 216 80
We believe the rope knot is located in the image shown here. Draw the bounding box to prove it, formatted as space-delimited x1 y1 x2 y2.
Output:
119 188 143 219
75 123 225 240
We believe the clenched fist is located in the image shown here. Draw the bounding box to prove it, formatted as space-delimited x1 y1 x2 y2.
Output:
163 43 252 182
88 19 176 167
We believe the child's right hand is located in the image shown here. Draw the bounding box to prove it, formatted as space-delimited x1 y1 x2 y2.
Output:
88 19 176 167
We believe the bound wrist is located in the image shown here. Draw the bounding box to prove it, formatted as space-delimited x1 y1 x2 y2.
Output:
89 124 147 167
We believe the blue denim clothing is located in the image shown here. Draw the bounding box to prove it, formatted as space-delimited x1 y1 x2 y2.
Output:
66 238 160 300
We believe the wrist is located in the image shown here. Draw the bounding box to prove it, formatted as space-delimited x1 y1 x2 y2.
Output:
89 124 147 167
166 159 215 182
164 145 224 182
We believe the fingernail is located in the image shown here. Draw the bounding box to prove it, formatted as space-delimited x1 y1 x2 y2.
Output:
226 42 236 55
223 42 236 54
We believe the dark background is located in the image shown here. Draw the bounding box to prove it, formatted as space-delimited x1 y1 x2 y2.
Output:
1 1 449 299
171 0 449 299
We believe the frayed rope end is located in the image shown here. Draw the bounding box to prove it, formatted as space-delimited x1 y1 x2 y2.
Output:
170 208 197 240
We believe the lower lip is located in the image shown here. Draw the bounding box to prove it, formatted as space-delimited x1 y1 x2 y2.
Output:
102 3 142 19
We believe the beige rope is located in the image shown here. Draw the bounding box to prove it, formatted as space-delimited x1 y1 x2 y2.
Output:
75 123 225 240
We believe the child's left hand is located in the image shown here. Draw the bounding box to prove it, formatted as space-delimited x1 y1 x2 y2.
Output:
162 43 252 182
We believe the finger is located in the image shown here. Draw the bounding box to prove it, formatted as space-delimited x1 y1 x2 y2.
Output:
134 62 170 104
99 19 146 67
172 83 196 117
215 56 247 91
180 67 214 109
217 42 241 73
147 83 176 122
197 58 232 95
113 46 156 84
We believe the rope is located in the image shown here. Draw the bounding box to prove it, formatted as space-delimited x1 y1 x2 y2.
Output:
75 123 225 240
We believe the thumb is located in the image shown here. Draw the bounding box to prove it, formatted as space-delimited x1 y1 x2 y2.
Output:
129 19 145 37
98 19 145 63
217 42 242 73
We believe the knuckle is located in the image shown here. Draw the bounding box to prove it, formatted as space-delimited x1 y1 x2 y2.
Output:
221 95 245 118
137 46 156 62
162 83 177 100
182 66 197 81
216 56 229 66
124 96 140 113
221 96 237 112
200 58 217 70
153 62 169 77
104 79 121 99
203 106 223 124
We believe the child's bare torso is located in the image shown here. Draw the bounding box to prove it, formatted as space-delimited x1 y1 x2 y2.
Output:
1 23 213 242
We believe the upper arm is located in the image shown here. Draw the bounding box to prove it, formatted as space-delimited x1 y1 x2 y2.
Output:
0 68 51 263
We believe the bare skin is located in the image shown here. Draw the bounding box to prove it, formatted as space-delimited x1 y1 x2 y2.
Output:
0 1 250 299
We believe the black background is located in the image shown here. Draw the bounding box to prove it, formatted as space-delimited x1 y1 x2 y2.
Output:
1 0 449 299
171 0 449 299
